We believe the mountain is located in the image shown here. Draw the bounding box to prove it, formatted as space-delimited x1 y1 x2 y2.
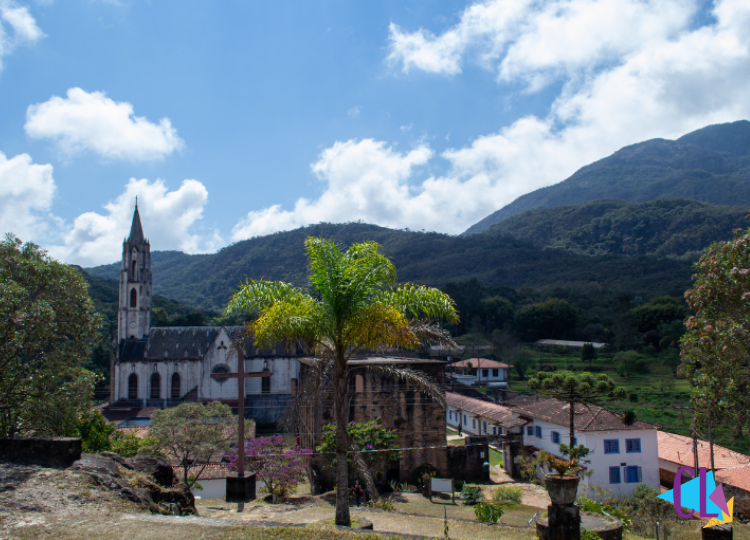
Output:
483 198 749 259
87 222 693 312
463 120 750 235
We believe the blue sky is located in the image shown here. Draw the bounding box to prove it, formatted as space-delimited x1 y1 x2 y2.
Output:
1 0 749 266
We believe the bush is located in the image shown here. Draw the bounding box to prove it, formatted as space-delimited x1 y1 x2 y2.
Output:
473 501 515 523
492 485 522 504
411 462 439 489
459 484 484 505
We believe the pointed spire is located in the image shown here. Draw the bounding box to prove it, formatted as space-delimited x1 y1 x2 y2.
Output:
128 200 145 245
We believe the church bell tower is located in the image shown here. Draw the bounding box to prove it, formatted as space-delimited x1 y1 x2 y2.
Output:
118 202 152 342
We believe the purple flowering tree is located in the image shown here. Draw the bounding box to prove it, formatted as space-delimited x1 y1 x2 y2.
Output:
229 435 311 502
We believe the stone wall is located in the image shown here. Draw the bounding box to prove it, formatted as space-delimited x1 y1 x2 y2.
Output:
447 442 490 482
244 394 293 427
0 437 81 468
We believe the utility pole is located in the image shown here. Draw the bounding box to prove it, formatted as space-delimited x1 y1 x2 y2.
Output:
709 415 715 472
692 418 699 476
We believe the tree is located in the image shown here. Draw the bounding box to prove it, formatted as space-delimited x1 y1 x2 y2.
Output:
580 343 596 364
317 419 402 493
680 229 750 431
76 410 115 453
143 402 248 488
0 234 101 437
515 298 579 342
225 237 458 526
512 347 535 380
230 435 310 502
528 371 619 450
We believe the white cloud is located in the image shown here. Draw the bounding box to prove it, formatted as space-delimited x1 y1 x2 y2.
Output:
49 178 220 266
25 88 184 161
0 1 44 73
347 106 361 118
231 140 433 240
234 0 750 238
0 151 55 242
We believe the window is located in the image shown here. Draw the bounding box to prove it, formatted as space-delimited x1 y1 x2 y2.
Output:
354 374 364 393
464 414 468 425
609 467 621 484
498 427 503 435
262 374 271 394
535 426 542 438
131 260 137 280
482 369 489 378
492 427 497 435
171 372 180 400
604 440 620 454
573 437 577 446
128 373 138 400
449 411 453 420
626 466 642 483
626 439 641 453
492 369 498 377
551 431 560 444
527 426 533 436
150 372 161 399
130 288 137 308
473 419 476 429
483 421 487 433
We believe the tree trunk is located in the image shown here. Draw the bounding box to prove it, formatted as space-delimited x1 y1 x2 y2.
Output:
333 353 351 526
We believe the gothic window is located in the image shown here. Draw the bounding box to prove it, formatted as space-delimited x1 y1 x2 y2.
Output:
150 372 161 399
131 259 137 280
128 373 138 400
212 363 230 384
262 375 271 394
171 372 180 400
130 288 137 308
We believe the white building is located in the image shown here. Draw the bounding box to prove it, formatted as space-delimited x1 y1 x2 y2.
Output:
107 204 301 427
510 397 659 497
446 392 526 437
447 358 510 387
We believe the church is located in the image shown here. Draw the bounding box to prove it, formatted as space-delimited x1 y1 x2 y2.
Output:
107 204 302 427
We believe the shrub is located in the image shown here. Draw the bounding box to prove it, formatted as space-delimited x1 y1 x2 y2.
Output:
459 484 484 505
411 462 439 489
473 501 515 523
492 485 522 504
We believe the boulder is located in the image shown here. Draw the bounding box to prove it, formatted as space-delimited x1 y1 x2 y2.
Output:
129 455 174 487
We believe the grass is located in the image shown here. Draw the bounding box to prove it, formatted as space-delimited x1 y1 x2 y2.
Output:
488 448 502 467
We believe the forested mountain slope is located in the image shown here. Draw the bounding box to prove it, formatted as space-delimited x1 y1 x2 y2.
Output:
464 120 750 235
87 222 693 312
484 198 749 258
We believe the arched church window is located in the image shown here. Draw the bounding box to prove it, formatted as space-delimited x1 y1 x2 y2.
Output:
261 360 271 394
128 373 138 400
171 372 180 400
130 288 137 308
132 259 137 280
150 372 161 399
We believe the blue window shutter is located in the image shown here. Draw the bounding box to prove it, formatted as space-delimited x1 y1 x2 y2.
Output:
604 440 619 454
609 467 621 484
535 426 542 438
473 419 476 429
626 466 641 483
626 439 641 453
493 427 496 435
527 426 533 436
552 431 559 444
573 437 577 446
484 421 487 432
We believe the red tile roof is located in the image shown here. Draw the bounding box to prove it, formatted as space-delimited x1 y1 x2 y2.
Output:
716 465 750 492
447 392 526 427
658 431 750 470
510 397 655 432
450 358 510 369
99 403 157 424
174 464 231 481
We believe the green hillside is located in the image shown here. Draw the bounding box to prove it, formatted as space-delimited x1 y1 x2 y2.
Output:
464 120 750 235
484 198 749 258
87 222 694 312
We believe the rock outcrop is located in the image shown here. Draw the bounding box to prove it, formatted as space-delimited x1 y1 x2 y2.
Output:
71 453 195 515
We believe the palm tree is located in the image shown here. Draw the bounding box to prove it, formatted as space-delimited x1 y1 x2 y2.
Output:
225 237 458 526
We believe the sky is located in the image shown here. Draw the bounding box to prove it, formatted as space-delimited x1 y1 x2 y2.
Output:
1 0 749 267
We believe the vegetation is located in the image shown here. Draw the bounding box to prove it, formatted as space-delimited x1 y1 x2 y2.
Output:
224 237 458 526
317 420 402 488
681 227 750 437
492 485 523 504
459 484 484 505
142 402 247 488
473 500 517 523
230 435 310 501
76 410 116 453
482 198 750 259
0 235 101 437
464 120 750 234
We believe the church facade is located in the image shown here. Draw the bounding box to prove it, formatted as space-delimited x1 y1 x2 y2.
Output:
109 205 301 426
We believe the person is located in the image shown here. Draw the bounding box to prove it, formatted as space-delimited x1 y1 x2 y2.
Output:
353 481 363 507
458 422 462 436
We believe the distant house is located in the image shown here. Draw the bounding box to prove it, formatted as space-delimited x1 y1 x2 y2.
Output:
532 339 607 350
174 464 230 500
448 358 510 387
657 431 750 487
716 465 750 518
508 397 659 497
446 392 526 437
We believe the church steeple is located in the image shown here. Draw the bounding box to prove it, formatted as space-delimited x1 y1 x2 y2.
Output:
128 200 145 245
118 201 152 344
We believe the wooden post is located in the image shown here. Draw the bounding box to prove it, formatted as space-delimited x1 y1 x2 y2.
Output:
709 416 716 472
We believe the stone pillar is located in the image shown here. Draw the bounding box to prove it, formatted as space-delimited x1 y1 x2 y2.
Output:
548 504 580 540
226 472 256 502
702 525 732 540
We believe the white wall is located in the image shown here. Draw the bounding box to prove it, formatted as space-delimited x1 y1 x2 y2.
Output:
193 478 226 500
521 417 659 497
446 407 505 436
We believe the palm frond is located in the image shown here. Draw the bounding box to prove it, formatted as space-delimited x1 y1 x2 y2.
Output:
379 284 459 324
363 364 446 410
352 448 379 499
224 279 306 316
254 297 327 349
343 304 418 355
408 320 459 350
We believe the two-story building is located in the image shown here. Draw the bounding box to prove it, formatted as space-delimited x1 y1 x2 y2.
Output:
447 358 510 387
509 397 659 497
